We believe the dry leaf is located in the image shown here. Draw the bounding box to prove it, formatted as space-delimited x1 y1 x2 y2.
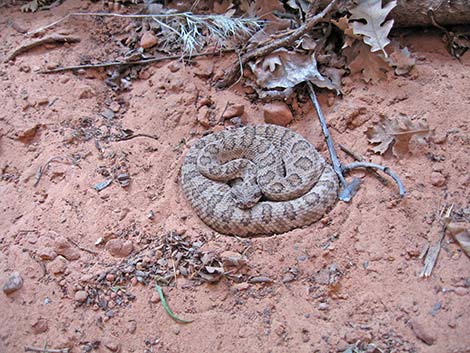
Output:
447 222 470 257
366 116 430 157
387 42 416 76
248 49 332 90
345 42 390 82
331 15 361 49
349 0 397 56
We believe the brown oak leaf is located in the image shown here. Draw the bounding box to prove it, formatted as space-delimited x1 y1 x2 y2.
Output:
386 41 416 76
345 42 390 82
366 116 430 157
349 0 397 56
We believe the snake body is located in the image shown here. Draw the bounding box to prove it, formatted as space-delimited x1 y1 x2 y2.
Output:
181 124 338 237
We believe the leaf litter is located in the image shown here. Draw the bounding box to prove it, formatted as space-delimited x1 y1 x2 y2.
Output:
82 231 249 315
349 0 397 56
366 115 430 157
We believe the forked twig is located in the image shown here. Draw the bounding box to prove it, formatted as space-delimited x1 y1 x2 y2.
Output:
342 162 406 197
339 144 388 185
306 82 406 201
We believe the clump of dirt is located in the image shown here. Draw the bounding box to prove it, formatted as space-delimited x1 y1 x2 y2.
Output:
0 1 469 353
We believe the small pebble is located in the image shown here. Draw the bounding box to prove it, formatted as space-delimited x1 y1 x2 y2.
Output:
263 102 293 126
2 272 23 295
430 172 446 187
74 290 88 303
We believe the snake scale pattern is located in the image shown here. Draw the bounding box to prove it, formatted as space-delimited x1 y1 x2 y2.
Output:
181 124 339 237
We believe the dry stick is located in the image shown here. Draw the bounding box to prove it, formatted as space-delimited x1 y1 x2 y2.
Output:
115 133 159 142
216 0 337 88
338 144 388 186
307 82 405 200
419 205 453 278
307 82 361 202
24 347 70 353
342 162 406 197
66 237 98 255
5 34 80 62
38 49 236 74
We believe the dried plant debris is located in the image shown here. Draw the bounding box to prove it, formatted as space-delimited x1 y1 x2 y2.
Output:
386 42 416 76
332 15 362 49
349 0 397 56
82 231 248 312
248 49 334 94
345 42 390 82
146 11 262 56
366 116 430 157
444 207 470 257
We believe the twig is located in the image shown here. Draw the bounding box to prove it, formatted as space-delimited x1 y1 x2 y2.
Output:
66 237 98 255
218 101 230 123
307 82 361 202
24 347 70 353
342 162 406 198
115 133 159 142
5 34 80 62
216 0 337 88
38 49 236 74
339 144 388 186
34 156 80 187
419 205 453 277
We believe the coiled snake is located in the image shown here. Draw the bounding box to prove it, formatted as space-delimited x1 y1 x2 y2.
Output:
181 124 338 237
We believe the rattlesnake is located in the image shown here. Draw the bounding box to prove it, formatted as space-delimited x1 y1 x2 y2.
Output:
181 124 339 237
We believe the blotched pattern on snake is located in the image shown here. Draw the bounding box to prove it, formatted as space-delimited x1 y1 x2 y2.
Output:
181 124 339 237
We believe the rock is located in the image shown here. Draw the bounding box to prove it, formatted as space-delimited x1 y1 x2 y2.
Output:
220 251 246 268
104 340 120 352
37 247 57 261
31 318 48 334
109 101 120 113
16 124 40 143
454 287 468 296
126 320 137 334
432 131 447 144
222 104 244 119
410 319 436 345
53 237 80 261
74 290 88 303
140 31 158 49
231 282 250 293
196 106 212 128
318 303 329 311
167 62 180 73
150 291 161 303
106 239 133 258
48 256 67 275
430 172 446 187
78 86 94 99
263 102 293 126
2 272 24 295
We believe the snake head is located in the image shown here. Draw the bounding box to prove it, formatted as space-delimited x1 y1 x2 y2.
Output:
230 184 262 209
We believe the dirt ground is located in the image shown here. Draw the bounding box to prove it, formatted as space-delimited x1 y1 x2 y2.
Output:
1 1 469 353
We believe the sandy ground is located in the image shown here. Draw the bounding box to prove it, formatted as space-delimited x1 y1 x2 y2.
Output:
1 1 469 353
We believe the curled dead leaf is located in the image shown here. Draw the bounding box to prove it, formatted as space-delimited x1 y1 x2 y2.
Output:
387 42 416 76
345 42 390 82
366 116 430 157
349 0 397 56
248 49 334 92
447 222 470 257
